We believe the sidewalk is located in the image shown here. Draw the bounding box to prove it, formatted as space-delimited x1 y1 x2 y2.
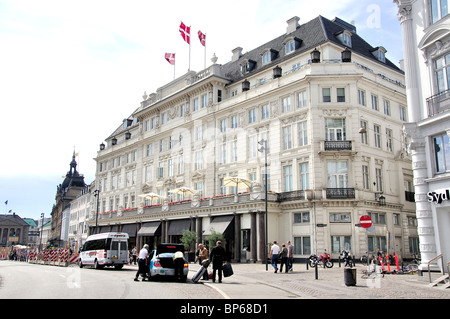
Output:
187 262 450 299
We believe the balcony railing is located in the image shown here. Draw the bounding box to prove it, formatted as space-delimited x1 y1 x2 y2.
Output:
324 141 352 151
326 188 355 199
427 89 450 117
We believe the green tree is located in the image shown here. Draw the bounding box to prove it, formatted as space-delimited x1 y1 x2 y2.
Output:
180 230 197 252
205 229 225 249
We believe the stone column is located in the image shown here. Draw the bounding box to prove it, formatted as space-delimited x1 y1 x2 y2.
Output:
234 213 241 261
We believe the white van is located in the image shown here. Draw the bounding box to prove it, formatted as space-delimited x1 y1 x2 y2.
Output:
79 232 129 269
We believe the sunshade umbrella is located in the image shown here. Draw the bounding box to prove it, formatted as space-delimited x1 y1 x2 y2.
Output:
169 187 198 200
138 192 165 205
223 176 252 193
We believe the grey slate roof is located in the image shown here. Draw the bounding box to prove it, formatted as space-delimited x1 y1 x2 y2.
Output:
220 15 402 83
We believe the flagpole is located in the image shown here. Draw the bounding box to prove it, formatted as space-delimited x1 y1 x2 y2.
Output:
204 33 206 69
189 26 191 72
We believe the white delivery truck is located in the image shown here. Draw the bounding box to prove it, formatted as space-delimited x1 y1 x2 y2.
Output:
79 232 129 269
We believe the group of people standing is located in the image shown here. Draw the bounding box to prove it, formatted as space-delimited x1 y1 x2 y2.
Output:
196 241 226 283
269 241 294 273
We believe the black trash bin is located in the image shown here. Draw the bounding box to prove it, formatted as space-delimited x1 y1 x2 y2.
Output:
344 268 357 286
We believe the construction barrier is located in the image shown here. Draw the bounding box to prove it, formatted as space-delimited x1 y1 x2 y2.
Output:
27 249 78 267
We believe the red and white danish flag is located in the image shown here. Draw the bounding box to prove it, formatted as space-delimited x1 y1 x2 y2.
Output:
165 53 175 65
179 22 191 44
198 30 206 46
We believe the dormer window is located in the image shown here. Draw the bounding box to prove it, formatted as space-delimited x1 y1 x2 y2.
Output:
283 37 302 55
241 59 256 75
371 46 387 63
261 49 278 65
336 30 352 48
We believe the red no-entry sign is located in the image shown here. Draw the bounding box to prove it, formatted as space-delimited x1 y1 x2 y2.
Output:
360 215 372 229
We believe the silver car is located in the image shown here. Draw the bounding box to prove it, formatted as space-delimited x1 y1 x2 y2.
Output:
148 243 189 282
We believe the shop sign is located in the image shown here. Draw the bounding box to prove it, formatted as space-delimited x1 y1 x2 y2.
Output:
427 188 450 204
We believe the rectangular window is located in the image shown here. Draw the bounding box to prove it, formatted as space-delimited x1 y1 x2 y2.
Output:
386 128 393 152
282 126 292 150
362 165 370 190
435 53 450 93
249 108 256 124
375 167 383 192
337 88 345 102
374 124 381 148
282 96 291 113
330 213 351 223
248 135 257 159
298 91 308 108
261 104 270 119
231 115 238 129
220 119 227 133
298 121 308 146
360 120 368 145
193 98 199 111
431 0 449 24
399 106 407 121
299 163 310 190
201 94 208 108
327 161 348 188
371 94 379 111
331 236 352 253
433 133 450 173
358 89 366 106
383 99 391 116
285 40 295 54
322 88 331 102
325 118 346 141
294 237 311 255
195 150 204 170
294 212 310 223
283 165 293 191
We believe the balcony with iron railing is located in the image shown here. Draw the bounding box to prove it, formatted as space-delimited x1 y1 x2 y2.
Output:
326 188 355 199
426 89 450 117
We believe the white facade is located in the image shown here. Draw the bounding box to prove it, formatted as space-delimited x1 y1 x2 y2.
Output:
395 0 450 271
68 184 94 251
91 16 413 262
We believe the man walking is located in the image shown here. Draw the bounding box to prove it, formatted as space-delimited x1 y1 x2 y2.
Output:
270 241 280 273
134 244 149 281
287 240 294 271
196 243 209 280
210 241 225 283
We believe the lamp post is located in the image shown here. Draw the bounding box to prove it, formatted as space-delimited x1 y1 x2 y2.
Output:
93 189 100 234
258 139 268 271
39 213 44 253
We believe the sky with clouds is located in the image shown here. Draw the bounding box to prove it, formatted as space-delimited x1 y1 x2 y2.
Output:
0 0 403 220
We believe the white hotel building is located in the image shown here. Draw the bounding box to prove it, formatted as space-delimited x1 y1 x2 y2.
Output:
90 15 416 262
395 0 450 272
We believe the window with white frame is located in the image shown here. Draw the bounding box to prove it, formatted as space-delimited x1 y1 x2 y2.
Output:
220 119 227 133
231 115 238 129
261 104 270 120
220 143 227 164
383 99 391 116
371 94 379 111
331 236 351 253
431 0 449 24
285 40 296 54
360 120 368 145
374 124 381 148
294 212 310 223
282 126 293 150
249 108 256 124
231 140 238 162
337 88 345 102
327 161 348 188
362 164 370 189
298 90 308 108
195 150 204 170
325 118 346 141
322 88 331 102
283 164 293 191
193 98 199 111
386 128 393 152
298 121 308 146
433 133 450 173
299 162 310 190
282 96 291 113
358 89 366 106
201 94 208 108
248 135 257 159
375 167 383 192
294 237 311 255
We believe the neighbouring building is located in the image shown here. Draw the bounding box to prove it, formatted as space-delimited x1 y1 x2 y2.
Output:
68 182 95 251
0 213 30 248
395 0 450 271
50 152 86 248
91 15 414 262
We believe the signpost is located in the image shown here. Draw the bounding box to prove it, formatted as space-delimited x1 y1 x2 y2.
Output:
359 215 372 229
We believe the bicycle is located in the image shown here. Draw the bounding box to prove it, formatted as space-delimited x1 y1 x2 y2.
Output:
361 261 385 279
397 263 419 275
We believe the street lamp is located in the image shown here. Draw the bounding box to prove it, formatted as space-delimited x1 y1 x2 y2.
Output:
39 213 44 253
93 189 100 234
258 139 268 271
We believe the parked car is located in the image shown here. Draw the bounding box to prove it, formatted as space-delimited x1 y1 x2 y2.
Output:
148 243 189 282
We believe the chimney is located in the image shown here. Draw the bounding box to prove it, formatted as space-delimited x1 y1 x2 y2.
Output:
287 16 300 34
232 47 243 62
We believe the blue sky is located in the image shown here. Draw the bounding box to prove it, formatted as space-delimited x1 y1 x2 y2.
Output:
0 0 403 220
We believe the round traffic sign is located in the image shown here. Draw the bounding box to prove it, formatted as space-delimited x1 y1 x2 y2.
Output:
360 215 372 229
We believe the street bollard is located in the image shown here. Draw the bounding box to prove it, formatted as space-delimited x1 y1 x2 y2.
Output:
315 262 318 280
